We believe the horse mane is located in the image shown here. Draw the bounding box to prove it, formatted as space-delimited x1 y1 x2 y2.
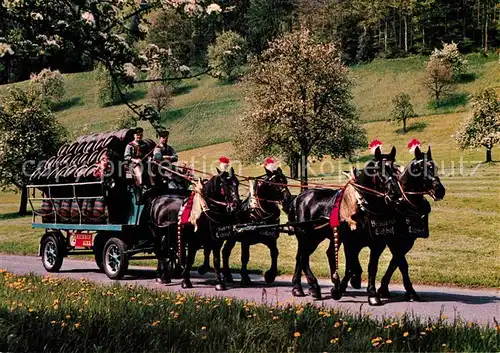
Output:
189 178 208 232
340 170 362 230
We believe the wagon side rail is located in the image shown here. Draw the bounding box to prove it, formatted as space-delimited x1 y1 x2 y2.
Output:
27 181 107 227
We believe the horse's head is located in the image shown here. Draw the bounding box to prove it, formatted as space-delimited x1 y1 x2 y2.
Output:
358 146 401 204
258 166 291 204
210 166 241 213
402 146 445 201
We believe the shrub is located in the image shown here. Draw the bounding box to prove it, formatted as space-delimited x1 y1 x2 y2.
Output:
29 68 65 103
95 63 125 107
430 42 468 79
207 31 248 81
390 93 416 133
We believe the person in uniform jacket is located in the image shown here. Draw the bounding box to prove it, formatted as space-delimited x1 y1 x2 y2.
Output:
152 130 179 188
124 127 148 187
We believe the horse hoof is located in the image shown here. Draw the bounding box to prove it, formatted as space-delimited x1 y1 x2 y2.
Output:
241 277 252 286
215 283 227 291
223 274 234 283
350 276 362 289
377 287 391 298
405 293 421 302
181 280 193 289
292 287 305 297
264 271 276 284
308 287 322 299
331 288 342 301
197 265 210 275
156 277 170 285
368 296 383 306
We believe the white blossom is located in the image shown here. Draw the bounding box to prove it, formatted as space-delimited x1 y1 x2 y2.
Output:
81 11 95 24
30 12 43 20
179 65 190 72
124 63 138 79
206 3 221 14
0 43 14 57
2 0 24 10
138 24 149 34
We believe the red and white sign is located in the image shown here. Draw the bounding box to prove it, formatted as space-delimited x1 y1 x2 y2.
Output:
73 233 93 248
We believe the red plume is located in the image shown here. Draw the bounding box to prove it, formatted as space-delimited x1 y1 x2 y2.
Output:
219 156 230 164
368 139 383 153
264 157 278 171
407 138 421 153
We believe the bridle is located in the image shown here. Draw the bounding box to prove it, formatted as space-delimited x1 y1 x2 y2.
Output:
248 174 288 220
395 159 439 211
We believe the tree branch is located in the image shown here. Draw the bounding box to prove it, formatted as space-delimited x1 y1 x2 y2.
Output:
133 68 211 84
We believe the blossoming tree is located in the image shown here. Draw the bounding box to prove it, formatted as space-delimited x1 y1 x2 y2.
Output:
0 0 224 123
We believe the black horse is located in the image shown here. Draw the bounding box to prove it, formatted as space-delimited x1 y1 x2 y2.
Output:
376 146 446 301
220 167 293 285
145 167 240 291
338 146 445 305
287 147 400 300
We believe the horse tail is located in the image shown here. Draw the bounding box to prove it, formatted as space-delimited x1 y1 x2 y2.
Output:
177 202 186 264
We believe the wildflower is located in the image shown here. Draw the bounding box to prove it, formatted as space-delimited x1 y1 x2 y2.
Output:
403 332 409 337
420 331 427 336
65 315 71 319
201 326 207 330
30 12 43 20
74 323 81 329
334 322 341 328
294 332 301 338
330 337 340 344
347 327 352 332
386 339 393 344
151 320 161 327
442 344 447 347
50 321 57 325
273 316 279 321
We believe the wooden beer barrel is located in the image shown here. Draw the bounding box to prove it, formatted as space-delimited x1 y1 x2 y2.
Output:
91 198 106 224
57 144 70 156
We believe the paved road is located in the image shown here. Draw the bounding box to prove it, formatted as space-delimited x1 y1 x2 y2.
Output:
1 255 499 326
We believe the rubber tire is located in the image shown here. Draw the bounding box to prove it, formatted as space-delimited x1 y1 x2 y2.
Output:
93 233 107 272
103 238 129 280
41 234 64 272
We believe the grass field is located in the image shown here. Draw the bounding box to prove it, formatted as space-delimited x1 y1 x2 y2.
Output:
0 55 499 288
1 271 498 352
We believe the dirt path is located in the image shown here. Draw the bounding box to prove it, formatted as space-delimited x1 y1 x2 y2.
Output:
1 255 499 326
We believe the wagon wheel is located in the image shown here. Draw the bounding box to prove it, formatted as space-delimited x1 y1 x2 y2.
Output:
103 238 129 280
93 233 107 272
41 234 64 272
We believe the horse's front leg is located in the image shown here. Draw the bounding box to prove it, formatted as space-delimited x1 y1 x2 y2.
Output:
212 241 226 291
301 238 322 300
240 242 252 286
264 238 279 284
221 239 236 283
197 246 211 275
367 242 386 306
326 237 343 300
291 233 305 297
181 242 197 289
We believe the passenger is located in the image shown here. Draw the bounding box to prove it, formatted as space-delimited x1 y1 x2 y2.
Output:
124 127 148 188
152 130 179 189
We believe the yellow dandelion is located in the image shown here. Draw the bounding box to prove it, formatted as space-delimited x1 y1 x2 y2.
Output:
386 339 393 344
403 332 409 337
152 320 161 327
334 322 341 328
65 315 71 319
50 320 57 325
330 337 340 344
441 314 448 320
28 308 34 313
60 321 67 328
347 327 352 332
371 337 382 343
201 326 207 330
74 323 81 329
293 332 301 338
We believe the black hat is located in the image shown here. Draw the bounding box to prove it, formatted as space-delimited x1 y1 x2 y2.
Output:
157 130 170 138
133 127 144 134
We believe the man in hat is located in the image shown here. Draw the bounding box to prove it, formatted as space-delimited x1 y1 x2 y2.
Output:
152 130 179 188
124 127 149 187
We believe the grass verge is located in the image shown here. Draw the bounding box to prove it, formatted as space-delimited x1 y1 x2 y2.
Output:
1 271 499 352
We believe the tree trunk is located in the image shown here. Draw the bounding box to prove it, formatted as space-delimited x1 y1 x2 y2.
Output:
18 185 28 216
484 7 488 53
486 147 492 162
403 118 407 133
384 20 388 52
404 15 408 52
289 155 299 179
300 150 308 191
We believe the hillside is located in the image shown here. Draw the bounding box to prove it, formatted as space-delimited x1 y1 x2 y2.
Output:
1 54 498 152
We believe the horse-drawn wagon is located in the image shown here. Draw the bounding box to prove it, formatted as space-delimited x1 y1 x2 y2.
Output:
27 128 189 281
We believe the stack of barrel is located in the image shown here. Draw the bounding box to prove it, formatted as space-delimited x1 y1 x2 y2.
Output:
29 128 153 224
